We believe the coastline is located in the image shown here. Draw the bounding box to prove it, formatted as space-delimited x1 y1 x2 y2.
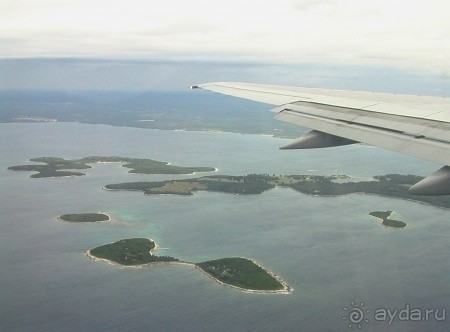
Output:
3 121 297 139
29 173 86 179
192 167 218 175
102 186 142 192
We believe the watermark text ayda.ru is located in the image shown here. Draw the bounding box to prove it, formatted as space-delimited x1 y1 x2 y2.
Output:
374 304 446 325
342 301 446 328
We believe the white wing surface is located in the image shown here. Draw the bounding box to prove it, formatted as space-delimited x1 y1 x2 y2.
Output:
192 82 450 195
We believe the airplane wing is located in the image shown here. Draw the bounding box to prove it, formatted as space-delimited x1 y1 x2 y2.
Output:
191 82 450 195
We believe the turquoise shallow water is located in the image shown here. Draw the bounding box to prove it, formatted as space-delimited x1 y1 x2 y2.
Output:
0 123 448 331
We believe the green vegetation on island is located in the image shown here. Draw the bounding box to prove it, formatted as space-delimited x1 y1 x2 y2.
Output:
8 156 216 178
104 174 277 195
88 238 288 292
196 258 285 291
369 211 407 228
89 238 179 266
58 213 110 223
105 173 450 209
8 162 85 178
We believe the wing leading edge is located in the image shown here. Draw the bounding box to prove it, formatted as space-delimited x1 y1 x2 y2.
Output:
192 82 450 195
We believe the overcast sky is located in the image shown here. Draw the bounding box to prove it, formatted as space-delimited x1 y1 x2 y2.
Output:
1 0 449 92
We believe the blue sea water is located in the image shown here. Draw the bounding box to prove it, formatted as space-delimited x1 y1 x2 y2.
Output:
0 123 448 331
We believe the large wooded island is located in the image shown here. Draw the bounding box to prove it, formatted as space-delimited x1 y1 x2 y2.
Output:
104 174 450 208
9 156 450 209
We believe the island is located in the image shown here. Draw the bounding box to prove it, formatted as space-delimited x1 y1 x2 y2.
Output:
87 238 290 293
10 156 449 208
104 174 278 195
196 258 289 293
88 238 179 266
104 173 450 209
369 211 407 228
7 156 216 178
58 213 110 223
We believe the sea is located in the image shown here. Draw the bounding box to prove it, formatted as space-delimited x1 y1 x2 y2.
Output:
0 122 448 331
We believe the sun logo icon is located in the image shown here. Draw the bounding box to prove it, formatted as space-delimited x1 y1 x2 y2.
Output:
342 301 370 329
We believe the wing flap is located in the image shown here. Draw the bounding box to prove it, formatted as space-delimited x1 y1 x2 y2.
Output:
285 102 450 146
276 108 450 165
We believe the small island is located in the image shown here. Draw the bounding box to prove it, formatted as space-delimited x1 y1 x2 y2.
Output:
88 238 179 266
196 258 289 293
8 156 216 178
87 238 290 293
58 213 110 223
369 211 407 228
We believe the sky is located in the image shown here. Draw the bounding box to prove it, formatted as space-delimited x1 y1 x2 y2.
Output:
1 0 449 93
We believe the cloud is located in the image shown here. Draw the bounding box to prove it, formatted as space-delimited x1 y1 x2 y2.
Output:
292 0 337 11
1 0 449 75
